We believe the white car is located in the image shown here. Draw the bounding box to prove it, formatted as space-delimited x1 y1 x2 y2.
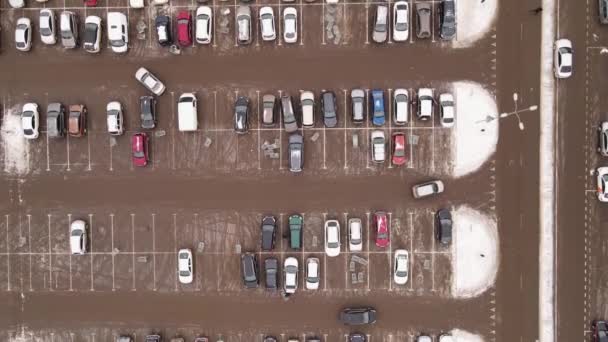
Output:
439 93 455 128
178 248 193 284
393 1 409 41
178 93 198 131
371 130 386 163
70 219 88 255
305 257 320 290
106 101 124 136
15 18 32 52
84 16 102 53
393 88 409 125
284 257 298 294
130 0 144 8
108 12 129 53
393 249 409 285
260 7 276 41
21 103 39 140
554 38 573 79
598 167 608 202
152 0 168 4
301 91 315 127
348 218 363 252
417 336 432 342
196 6 213 44
324 219 341 257
412 180 444 199
135 67 166 96
326 0 338 3
417 88 433 120
8 0 25 8
438 334 454 342
39 9 57 45
283 7 298 44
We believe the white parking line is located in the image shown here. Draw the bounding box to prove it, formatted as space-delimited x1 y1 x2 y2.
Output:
408 211 413 291
45 95 50 171
388 88 393 169
213 90 218 154
109 136 114 172
89 213 94 291
430 87 435 172
387 0 393 44
27 214 32 291
343 89 348 170
365 89 371 169
409 0 414 44
299 0 304 46
110 213 115 291
66 132 71 171
430 1 435 42
323 212 328 291
278 90 284 170
429 209 436 292
321 2 326 45
130 213 136 291
47 214 52 291
278 3 283 46
341 0 346 45
171 91 176 170
388 212 393 291
365 0 370 44
343 212 349 290
173 213 178 292
366 211 371 291
152 213 157 291
257 90 261 170
67 213 73 291
408 87 415 169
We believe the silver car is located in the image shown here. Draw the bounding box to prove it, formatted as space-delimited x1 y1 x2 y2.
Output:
373 5 388 43
288 133 303 172
135 67 166 96
281 95 298 133
236 6 252 45
416 2 431 39
351 89 365 123
599 121 608 156
262 94 276 126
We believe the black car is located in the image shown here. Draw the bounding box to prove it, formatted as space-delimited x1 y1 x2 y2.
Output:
234 96 250 133
435 208 452 245
241 252 259 288
321 91 338 128
155 15 173 46
46 103 65 138
264 258 278 290
340 307 377 325
349 333 366 342
261 215 276 251
439 0 456 40
140 96 157 129
594 320 608 342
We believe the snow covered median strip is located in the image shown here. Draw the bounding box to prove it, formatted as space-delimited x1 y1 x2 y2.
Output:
452 81 498 178
453 0 498 48
452 206 499 298
1 104 31 176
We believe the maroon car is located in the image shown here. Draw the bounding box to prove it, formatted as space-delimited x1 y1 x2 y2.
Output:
131 133 149 167
176 11 193 47
374 211 389 248
84 0 97 6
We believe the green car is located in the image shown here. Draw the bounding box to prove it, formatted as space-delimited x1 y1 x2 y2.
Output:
289 214 303 249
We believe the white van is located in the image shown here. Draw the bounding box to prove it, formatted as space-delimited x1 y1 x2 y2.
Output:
60 11 79 49
178 93 198 131
107 12 129 53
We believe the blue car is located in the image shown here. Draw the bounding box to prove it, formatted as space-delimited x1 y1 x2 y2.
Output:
371 89 385 126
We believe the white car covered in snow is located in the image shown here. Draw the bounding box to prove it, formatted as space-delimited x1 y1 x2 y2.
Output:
196 6 213 45
393 249 409 285
39 9 57 45
393 1 409 42
178 248 193 284
438 334 454 342
9 0 25 8
15 18 32 52
70 219 88 255
301 91 315 127
371 130 386 163
130 0 144 8
305 257 320 290
439 93 455 128
393 88 409 125
178 93 198 131
283 7 298 44
554 38 573 79
597 167 608 202
324 219 341 257
284 257 298 294
417 88 433 120
348 218 363 252
21 103 39 139
260 7 276 41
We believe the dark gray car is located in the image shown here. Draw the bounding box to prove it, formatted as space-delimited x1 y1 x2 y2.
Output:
261 215 276 251
340 307 377 325
46 103 65 138
288 133 303 172
601 0 608 24
262 94 276 126
435 208 452 245
439 0 456 40
281 95 298 133
234 96 250 134
416 2 431 39
241 252 259 288
264 258 278 290
321 91 338 128
140 96 157 129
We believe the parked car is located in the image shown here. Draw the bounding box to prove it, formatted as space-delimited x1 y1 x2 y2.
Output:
393 88 409 125
177 11 193 46
241 252 259 288
68 104 87 137
392 132 407 166
178 93 198 131
83 16 102 53
597 167 608 202
281 95 298 133
60 11 79 48
264 337 277 342
599 121 608 156
300 91 315 127
416 2 431 39
371 130 386 163
283 7 298 43
106 101 124 136
108 12 129 53
351 88 365 123
260 6 276 41
145 335 161 342
289 214 303 249
372 5 388 43
436 208 452 245
236 6 252 45
393 1 409 41
130 0 145 8
371 89 385 126
288 133 304 172
440 0 456 40
234 96 250 133
135 67 166 96
417 335 432 342
593 320 608 342
8 0 24 8
348 218 363 252
70 219 88 255
321 91 338 127
131 132 149 167
15 18 32 52
417 88 433 120
305 257 320 290
39 9 57 45
264 257 279 290
554 39 573 79
325 219 341 257
393 249 409 284
374 211 389 248
349 333 366 342
21 103 39 140
600 0 608 24
438 334 454 342
85 0 98 6
46 103 66 138
262 94 276 126
140 96 157 129
340 307 377 325
116 335 133 342
439 93 455 127
261 215 276 251
284 257 298 294
412 180 444 198
155 15 173 46
177 248 193 284
196 6 213 44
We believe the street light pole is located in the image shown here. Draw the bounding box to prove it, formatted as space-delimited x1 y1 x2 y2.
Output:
499 93 538 131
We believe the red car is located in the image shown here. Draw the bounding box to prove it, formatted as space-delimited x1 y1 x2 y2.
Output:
374 211 389 248
392 132 407 166
84 0 97 6
176 11 193 47
131 133 149 167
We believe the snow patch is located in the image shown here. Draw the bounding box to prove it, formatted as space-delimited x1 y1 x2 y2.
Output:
451 81 498 178
1 105 30 176
452 206 498 298
451 329 485 342
452 0 498 48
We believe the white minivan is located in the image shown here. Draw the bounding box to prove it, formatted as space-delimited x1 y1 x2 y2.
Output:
108 12 129 53
178 93 198 131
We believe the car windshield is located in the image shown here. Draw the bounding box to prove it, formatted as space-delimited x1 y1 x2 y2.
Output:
378 231 388 239
179 270 190 276
69 111 80 118
110 38 125 47
71 229 81 236
84 23 98 42
179 252 189 259
157 26 168 41
142 75 158 89
561 65 572 73
394 146 405 157
285 16 296 34
178 18 189 25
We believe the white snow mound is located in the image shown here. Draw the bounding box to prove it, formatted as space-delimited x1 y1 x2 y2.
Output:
452 81 498 178
1 105 30 176
453 0 498 48
450 329 485 342
452 206 498 298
